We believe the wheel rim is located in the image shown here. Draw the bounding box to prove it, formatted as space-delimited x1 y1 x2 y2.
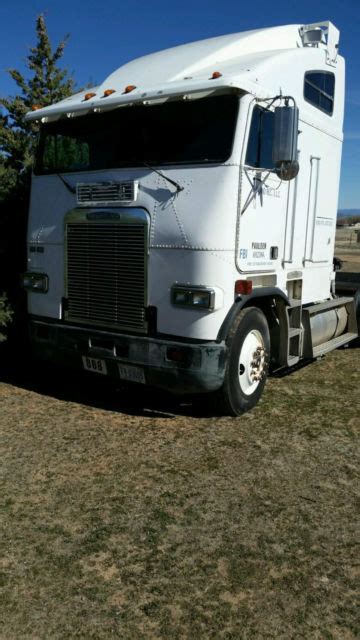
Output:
238 329 266 396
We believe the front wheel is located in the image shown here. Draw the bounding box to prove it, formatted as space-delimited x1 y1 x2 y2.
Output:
218 307 270 416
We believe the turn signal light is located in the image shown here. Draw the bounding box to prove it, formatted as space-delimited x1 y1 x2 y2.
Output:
166 347 188 363
235 280 253 295
211 71 222 79
84 92 96 101
124 85 137 94
103 89 116 97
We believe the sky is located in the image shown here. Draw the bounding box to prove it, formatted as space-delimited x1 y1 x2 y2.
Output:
0 0 359 209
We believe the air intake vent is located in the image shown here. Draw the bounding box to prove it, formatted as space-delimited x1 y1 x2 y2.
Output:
76 181 138 206
66 221 147 332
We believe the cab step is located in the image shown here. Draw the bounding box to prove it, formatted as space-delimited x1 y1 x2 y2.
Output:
277 295 358 368
312 331 358 357
305 296 354 315
302 296 358 358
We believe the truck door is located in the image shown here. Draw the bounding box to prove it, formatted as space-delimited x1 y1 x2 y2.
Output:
237 103 291 273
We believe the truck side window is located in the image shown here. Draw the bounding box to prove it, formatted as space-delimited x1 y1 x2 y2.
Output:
304 71 335 115
245 105 274 170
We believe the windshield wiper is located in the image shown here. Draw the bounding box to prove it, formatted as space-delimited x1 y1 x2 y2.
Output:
57 174 76 194
141 161 184 193
57 164 184 195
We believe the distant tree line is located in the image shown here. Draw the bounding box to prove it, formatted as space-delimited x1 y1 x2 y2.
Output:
337 215 360 226
0 15 75 343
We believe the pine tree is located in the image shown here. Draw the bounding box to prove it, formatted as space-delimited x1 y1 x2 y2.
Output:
0 14 75 343
0 294 12 342
0 14 75 199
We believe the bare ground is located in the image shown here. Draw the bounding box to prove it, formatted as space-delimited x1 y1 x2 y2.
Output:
0 344 359 639
335 227 360 273
336 254 360 273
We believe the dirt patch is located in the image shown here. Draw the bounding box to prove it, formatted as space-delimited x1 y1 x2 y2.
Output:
0 348 359 638
336 227 360 274
336 254 360 273
339 254 360 264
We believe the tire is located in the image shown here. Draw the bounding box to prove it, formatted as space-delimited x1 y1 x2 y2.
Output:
354 289 360 335
217 306 270 416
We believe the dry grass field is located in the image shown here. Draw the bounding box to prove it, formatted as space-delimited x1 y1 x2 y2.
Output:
0 344 359 639
0 227 359 639
335 226 360 273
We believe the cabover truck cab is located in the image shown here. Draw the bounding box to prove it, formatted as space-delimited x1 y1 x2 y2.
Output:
24 22 358 415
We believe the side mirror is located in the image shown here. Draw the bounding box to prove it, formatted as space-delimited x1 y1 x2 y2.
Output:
272 105 299 180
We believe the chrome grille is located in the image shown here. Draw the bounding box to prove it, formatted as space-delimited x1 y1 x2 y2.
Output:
66 222 147 331
76 181 138 206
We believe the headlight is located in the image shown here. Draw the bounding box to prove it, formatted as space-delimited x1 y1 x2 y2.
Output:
21 272 49 293
171 285 215 310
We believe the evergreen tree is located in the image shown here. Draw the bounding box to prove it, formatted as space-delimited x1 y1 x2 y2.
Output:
0 13 74 199
0 294 12 342
0 14 75 343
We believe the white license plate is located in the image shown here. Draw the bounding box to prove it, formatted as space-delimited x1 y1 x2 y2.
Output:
118 364 145 384
82 356 107 375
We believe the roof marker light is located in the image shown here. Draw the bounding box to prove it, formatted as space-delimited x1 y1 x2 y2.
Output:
103 89 116 97
124 85 136 94
84 92 96 101
211 71 222 79
31 105 41 111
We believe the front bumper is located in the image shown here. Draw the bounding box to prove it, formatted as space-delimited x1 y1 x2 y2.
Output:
29 317 227 394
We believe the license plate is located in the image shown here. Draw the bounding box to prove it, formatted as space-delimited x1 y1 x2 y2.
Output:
82 356 107 375
118 364 145 384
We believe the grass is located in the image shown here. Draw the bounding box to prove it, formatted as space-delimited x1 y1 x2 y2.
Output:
0 344 359 639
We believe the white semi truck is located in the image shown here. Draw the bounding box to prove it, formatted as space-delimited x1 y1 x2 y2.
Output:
23 21 358 415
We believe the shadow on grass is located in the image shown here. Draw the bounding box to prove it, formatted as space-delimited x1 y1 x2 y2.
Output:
0 342 213 419
335 271 360 288
272 335 359 378
0 330 358 418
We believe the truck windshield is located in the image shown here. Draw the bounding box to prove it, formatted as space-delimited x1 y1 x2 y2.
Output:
34 94 239 174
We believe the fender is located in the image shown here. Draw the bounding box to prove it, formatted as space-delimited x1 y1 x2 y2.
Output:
217 287 291 342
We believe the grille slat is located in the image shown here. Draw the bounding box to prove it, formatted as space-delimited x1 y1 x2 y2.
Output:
76 181 138 206
66 222 147 331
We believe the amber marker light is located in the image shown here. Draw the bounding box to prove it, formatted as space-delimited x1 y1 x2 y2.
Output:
31 105 41 111
103 89 116 97
124 85 137 94
235 280 253 295
84 92 96 101
211 71 222 79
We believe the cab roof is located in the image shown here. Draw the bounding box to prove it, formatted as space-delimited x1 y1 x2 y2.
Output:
26 22 340 123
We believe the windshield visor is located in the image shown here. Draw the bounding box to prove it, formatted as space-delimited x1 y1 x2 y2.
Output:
34 94 239 174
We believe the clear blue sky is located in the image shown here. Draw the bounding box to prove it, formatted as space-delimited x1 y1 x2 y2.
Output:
1 0 359 208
